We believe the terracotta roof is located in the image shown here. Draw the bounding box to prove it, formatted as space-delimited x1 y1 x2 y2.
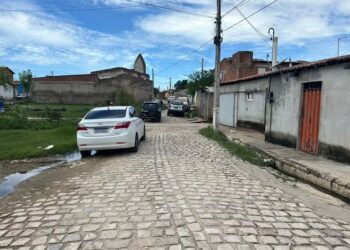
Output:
221 55 350 85
33 74 98 82
0 66 15 74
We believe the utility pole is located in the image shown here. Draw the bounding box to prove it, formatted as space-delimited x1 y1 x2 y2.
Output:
201 58 204 78
338 37 347 57
213 0 222 131
269 28 278 71
152 68 155 98
169 77 172 90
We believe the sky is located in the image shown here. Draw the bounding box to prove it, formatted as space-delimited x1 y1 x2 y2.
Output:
0 0 350 90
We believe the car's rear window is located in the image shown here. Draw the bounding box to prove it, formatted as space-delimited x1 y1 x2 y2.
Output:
84 109 126 119
171 100 183 105
143 103 158 110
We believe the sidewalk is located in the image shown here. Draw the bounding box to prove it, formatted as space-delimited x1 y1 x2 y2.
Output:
219 125 350 200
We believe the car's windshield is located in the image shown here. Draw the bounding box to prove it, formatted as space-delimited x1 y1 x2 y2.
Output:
84 109 126 119
171 100 183 105
143 103 158 110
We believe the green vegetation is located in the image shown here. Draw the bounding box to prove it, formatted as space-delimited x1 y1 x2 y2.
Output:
174 70 214 97
0 125 76 161
0 103 93 160
199 126 264 166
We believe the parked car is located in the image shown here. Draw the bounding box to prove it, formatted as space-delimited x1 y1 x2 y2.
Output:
167 99 185 116
177 96 190 111
167 96 176 103
77 106 145 157
139 101 161 122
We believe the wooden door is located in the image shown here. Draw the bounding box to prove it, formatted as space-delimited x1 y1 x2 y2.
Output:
300 82 322 154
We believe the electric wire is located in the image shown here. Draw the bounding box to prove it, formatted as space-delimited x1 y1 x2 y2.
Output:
223 0 278 32
0 0 215 19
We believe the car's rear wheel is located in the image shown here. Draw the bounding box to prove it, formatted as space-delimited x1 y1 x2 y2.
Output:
80 151 90 158
131 134 139 152
141 127 146 141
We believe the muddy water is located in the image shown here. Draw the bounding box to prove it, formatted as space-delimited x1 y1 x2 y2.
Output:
0 152 81 197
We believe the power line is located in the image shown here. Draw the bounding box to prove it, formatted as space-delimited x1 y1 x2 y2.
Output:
0 0 215 18
222 0 246 18
123 0 215 18
235 6 270 42
223 0 278 32
157 38 213 74
0 5 141 12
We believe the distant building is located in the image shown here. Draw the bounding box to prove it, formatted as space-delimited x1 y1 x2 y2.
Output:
220 51 303 83
0 67 15 100
32 54 153 104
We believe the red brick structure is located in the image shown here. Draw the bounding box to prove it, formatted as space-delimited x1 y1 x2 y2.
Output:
220 51 302 83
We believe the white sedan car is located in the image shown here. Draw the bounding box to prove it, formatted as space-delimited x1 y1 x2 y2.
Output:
77 106 145 157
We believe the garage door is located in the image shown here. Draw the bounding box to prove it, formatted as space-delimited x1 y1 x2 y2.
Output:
219 93 235 127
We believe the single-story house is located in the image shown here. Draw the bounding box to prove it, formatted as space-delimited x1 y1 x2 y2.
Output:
219 55 350 163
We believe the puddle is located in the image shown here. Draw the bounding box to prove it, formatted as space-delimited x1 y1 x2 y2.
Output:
0 151 82 197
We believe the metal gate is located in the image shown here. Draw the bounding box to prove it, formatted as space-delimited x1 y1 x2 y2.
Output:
219 94 235 127
300 82 322 154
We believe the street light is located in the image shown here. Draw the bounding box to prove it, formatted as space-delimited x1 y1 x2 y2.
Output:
337 37 347 57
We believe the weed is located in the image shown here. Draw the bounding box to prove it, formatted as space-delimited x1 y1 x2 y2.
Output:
199 126 264 166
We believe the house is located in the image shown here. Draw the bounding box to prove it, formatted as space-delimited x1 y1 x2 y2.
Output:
195 87 214 121
0 67 16 100
220 51 303 83
219 54 350 164
31 54 153 104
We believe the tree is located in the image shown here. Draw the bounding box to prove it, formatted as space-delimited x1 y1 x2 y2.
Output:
153 87 160 98
186 70 214 97
174 80 188 91
19 70 33 107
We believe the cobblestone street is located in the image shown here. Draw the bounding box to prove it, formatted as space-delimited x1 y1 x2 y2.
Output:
0 116 350 249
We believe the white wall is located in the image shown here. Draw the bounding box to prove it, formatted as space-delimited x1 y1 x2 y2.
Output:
0 85 14 100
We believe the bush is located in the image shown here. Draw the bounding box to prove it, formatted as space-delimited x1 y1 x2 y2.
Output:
0 106 29 129
0 105 67 130
41 107 63 121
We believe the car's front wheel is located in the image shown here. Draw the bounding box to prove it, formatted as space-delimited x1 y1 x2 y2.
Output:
80 151 91 158
131 134 139 152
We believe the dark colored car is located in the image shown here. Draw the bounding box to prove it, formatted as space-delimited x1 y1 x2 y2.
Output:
139 101 162 122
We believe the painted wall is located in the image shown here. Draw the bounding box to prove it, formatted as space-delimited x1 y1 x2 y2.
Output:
266 63 350 163
220 77 268 131
0 85 14 100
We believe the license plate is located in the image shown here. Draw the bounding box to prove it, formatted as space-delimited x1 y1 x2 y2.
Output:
94 128 109 133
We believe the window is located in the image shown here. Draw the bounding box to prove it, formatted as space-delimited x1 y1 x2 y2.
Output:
84 109 126 119
247 92 253 101
129 107 136 117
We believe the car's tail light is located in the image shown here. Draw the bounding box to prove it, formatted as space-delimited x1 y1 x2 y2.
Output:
77 125 88 131
115 121 131 129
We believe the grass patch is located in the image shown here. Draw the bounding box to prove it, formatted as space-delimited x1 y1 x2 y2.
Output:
0 125 77 161
199 126 264 166
18 103 94 119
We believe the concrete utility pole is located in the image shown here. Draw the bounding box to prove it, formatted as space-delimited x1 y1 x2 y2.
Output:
152 68 155 98
269 28 278 71
201 58 204 78
338 37 347 57
213 0 222 131
169 77 172 90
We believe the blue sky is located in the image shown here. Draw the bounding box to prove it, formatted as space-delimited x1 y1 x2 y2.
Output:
1 0 350 90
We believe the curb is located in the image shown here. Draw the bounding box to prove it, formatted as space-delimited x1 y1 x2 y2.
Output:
243 143 350 200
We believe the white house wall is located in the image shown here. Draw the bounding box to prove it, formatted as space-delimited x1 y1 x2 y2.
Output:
266 63 350 163
0 85 14 100
220 77 268 131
